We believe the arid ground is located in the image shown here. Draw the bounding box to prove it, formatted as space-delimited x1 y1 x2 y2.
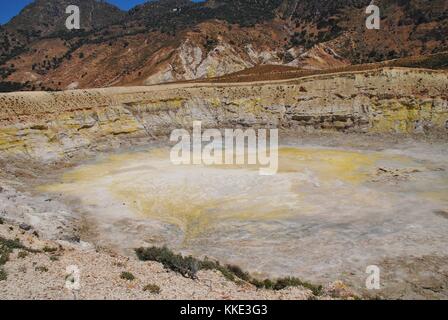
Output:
1 66 447 299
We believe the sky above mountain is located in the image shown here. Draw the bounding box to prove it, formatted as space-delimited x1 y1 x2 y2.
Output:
0 0 204 25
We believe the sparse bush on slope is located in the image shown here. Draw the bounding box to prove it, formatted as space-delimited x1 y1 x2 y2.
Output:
135 246 323 295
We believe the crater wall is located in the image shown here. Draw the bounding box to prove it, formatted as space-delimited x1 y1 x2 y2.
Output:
0 67 446 162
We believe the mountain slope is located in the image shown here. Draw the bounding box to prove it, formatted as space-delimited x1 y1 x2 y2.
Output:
0 0 125 85
0 0 447 92
6 0 125 36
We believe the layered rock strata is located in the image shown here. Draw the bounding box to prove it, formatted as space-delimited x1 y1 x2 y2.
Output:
0 68 446 162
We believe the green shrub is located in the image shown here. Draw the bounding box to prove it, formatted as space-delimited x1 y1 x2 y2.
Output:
43 246 57 253
0 246 10 265
248 278 264 289
135 247 199 279
214 264 235 282
35 266 48 272
135 246 323 295
120 271 135 281
17 251 28 259
225 264 251 282
271 277 322 295
0 267 6 281
247 277 321 295
0 236 26 251
200 258 235 282
1 236 30 265
143 283 161 294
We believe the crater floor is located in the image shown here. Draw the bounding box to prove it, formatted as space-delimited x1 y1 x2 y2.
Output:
38 142 448 298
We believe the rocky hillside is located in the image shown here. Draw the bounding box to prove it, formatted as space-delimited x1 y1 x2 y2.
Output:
0 0 447 91
0 0 124 63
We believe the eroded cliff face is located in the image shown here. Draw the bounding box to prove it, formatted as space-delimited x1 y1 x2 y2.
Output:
0 67 447 162
143 37 349 85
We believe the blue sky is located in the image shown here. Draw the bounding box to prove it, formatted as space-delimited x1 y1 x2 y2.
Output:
0 0 203 25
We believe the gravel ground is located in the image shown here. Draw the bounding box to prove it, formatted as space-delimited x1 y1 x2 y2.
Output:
0 222 353 300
